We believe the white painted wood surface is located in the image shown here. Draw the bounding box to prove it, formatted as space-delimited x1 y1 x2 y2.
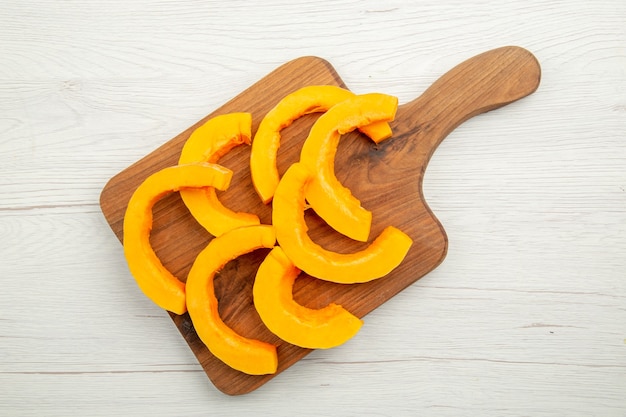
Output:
1 1 624 415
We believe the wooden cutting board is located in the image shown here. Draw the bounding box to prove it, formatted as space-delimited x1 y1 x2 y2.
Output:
99 46 541 395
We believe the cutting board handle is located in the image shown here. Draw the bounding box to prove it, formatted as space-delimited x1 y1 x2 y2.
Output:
395 46 541 163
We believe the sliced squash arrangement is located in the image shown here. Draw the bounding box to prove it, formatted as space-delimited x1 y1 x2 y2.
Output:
122 86 413 375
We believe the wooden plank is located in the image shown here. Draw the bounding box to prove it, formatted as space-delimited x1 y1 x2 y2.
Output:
99 46 540 395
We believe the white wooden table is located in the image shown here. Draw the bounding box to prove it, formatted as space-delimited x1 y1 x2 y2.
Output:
1 1 625 415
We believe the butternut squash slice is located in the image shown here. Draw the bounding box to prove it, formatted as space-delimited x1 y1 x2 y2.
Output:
179 112 260 236
272 162 412 284
254 246 363 349
299 93 398 242
250 85 393 205
123 163 233 315
186 225 278 375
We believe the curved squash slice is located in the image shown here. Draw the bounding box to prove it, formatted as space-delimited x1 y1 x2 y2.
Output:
250 85 393 205
272 162 412 284
123 163 233 315
179 112 260 236
299 93 398 242
186 225 278 375
254 246 363 349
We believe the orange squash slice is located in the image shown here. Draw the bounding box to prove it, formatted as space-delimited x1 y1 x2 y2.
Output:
299 93 398 242
179 112 260 236
253 246 363 349
123 163 233 315
272 162 412 284
186 225 278 375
